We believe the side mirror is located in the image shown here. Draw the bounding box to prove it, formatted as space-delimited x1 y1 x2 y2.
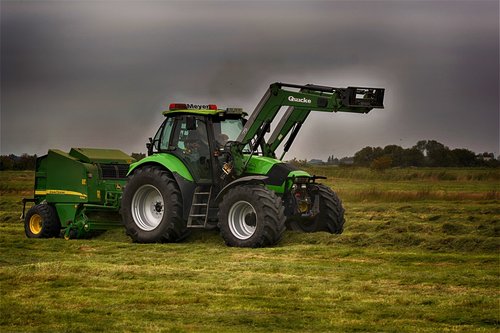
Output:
186 116 197 131
146 137 153 156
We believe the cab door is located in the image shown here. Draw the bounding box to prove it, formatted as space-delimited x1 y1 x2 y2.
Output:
170 116 213 182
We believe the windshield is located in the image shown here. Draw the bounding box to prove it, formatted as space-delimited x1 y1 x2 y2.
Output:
220 119 242 141
213 118 251 153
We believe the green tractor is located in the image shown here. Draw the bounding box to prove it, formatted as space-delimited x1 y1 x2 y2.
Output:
22 82 383 246
120 82 384 247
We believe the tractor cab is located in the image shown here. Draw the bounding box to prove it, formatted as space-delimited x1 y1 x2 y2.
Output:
147 103 248 184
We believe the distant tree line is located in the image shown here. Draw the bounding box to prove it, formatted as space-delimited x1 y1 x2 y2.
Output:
346 140 498 169
296 140 498 169
0 152 146 171
0 154 37 170
130 152 146 161
1 141 497 171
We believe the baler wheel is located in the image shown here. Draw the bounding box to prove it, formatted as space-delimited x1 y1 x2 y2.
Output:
29 214 42 234
286 184 345 234
122 166 187 243
24 204 61 238
218 185 285 247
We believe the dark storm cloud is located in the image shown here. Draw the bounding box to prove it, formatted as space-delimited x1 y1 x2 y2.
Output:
1 0 498 159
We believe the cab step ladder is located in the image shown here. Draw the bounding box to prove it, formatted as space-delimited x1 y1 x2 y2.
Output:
187 186 212 228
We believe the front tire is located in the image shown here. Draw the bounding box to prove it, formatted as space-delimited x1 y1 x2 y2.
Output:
286 184 345 234
218 186 285 247
122 166 187 243
24 204 60 238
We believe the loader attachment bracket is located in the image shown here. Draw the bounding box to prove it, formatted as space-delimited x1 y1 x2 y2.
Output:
343 87 385 109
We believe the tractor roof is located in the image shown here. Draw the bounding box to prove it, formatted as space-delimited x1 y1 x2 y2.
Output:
162 103 246 117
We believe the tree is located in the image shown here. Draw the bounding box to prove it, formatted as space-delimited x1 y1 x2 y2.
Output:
383 145 404 167
401 147 425 167
0 154 37 170
414 140 428 154
0 156 14 170
18 154 37 170
412 140 452 166
425 140 451 166
326 155 338 165
451 148 476 167
353 147 384 166
131 152 146 161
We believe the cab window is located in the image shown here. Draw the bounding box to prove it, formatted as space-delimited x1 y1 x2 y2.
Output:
171 116 211 179
213 118 250 152
159 117 175 151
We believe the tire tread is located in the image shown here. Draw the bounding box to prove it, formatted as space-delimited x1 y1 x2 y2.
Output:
122 165 187 243
218 185 285 248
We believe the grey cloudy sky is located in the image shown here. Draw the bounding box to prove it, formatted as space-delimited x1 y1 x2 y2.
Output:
1 0 499 160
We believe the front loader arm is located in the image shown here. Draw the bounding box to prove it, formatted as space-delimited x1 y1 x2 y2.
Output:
236 82 384 158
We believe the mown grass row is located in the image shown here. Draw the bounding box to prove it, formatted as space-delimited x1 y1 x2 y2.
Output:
316 167 500 202
304 165 500 181
0 171 34 193
336 188 499 202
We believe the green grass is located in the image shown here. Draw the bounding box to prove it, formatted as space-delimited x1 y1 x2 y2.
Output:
1 169 499 332
305 166 500 182
304 166 500 202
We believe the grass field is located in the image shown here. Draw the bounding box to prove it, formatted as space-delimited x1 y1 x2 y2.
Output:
1 168 499 332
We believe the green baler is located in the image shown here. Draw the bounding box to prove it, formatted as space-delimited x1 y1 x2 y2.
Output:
22 148 135 239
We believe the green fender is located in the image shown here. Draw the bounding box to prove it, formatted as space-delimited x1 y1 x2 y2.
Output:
127 153 194 182
244 155 311 194
214 175 268 203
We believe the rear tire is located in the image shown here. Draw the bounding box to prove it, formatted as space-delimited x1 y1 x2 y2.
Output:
286 184 345 234
24 204 61 238
122 166 187 243
218 186 285 247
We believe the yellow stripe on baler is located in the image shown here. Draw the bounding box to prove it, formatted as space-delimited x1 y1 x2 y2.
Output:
35 190 88 199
